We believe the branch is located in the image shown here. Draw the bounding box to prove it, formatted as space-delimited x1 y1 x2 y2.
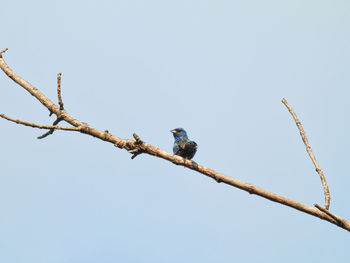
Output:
57 72 64 110
37 117 64 139
0 50 349 232
282 98 330 210
37 72 65 139
0 113 80 132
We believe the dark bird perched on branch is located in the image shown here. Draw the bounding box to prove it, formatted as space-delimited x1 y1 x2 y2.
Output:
171 128 197 159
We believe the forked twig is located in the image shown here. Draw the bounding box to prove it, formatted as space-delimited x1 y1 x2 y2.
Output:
37 73 65 139
282 98 330 210
37 117 64 139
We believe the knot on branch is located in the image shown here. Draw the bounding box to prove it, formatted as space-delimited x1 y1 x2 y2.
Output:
247 186 254 195
113 133 145 159
103 130 112 140
215 177 222 183
133 133 143 144
129 133 145 159
114 141 125 149
79 123 90 133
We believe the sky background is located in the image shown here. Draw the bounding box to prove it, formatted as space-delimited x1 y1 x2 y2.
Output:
1 0 350 262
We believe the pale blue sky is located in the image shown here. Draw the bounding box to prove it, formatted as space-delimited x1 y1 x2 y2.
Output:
1 0 350 262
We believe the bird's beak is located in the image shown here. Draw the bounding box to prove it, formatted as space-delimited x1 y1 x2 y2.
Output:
170 129 176 133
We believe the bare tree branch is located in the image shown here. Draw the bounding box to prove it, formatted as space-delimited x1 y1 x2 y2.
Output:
0 50 349 232
0 113 80 132
282 98 330 210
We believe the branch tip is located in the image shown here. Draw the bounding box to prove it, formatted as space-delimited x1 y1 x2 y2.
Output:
0 48 8 57
57 72 64 110
133 133 143 144
282 98 331 210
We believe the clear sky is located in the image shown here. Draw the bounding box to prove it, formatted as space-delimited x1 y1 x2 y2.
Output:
1 0 350 262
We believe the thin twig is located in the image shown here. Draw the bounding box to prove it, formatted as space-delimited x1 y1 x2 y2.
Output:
282 98 330 210
0 113 79 132
37 117 63 139
57 73 64 110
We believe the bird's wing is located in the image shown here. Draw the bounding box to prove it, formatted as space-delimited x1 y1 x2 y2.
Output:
178 141 187 150
174 141 187 155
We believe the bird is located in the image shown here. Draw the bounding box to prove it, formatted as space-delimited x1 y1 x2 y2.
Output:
170 128 197 159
